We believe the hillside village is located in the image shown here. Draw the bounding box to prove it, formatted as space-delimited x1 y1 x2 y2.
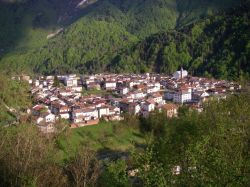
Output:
19 69 241 133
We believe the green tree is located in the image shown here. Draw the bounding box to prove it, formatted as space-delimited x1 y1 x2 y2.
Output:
100 160 130 187
53 75 60 87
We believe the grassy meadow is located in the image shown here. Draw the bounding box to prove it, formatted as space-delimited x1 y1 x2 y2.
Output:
56 120 147 162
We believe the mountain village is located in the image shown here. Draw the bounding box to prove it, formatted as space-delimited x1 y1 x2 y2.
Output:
19 69 241 133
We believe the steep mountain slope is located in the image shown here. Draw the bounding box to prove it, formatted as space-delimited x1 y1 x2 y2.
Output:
0 0 98 54
33 20 138 74
0 0 245 76
112 2 250 79
176 0 241 26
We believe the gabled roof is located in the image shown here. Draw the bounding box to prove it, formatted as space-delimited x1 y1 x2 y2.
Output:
73 108 96 114
32 105 44 111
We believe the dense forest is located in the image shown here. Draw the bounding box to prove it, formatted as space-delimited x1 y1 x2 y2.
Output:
0 0 248 79
111 3 250 80
0 75 249 186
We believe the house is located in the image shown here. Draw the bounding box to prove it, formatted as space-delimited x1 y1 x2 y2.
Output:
98 106 110 118
71 86 83 92
122 94 133 100
104 81 117 90
34 112 56 133
59 90 73 97
141 99 155 117
37 123 55 133
83 76 96 85
173 68 188 80
34 80 40 87
71 119 100 127
119 101 141 115
166 80 178 90
128 81 140 88
46 76 54 80
110 98 122 107
41 112 56 123
64 77 78 87
103 106 122 121
154 82 161 90
92 99 107 108
129 103 141 115
51 103 64 114
118 87 129 95
133 84 145 91
173 89 192 104
32 105 47 116
161 103 178 118
142 99 155 112
42 81 48 87
72 108 98 123
192 91 210 102
51 103 71 119
149 92 164 104
146 86 160 94
131 91 145 99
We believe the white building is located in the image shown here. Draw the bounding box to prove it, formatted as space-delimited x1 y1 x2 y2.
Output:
173 89 192 104
131 91 145 99
35 112 56 133
141 100 155 117
34 80 40 87
119 87 129 95
146 85 160 94
36 113 56 124
64 77 78 87
59 112 70 119
150 93 163 104
128 81 140 88
71 86 83 92
98 106 110 118
72 108 98 123
133 104 141 115
104 81 117 90
173 68 188 80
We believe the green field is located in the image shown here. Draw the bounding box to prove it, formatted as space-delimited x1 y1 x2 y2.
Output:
56 121 146 161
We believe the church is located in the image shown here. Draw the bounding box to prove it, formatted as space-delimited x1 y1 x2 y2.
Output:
173 68 188 80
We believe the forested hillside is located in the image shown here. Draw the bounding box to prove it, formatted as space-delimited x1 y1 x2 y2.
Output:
0 74 31 125
112 2 250 79
176 0 239 26
0 0 245 76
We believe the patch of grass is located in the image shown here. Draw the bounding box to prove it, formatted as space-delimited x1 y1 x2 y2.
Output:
56 121 146 161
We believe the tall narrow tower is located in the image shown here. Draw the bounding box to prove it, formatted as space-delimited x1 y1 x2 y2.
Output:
181 67 183 80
